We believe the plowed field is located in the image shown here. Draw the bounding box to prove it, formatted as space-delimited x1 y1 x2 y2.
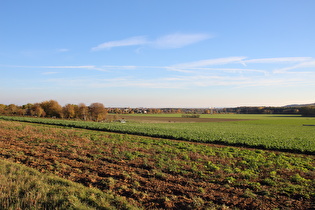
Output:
0 120 314 209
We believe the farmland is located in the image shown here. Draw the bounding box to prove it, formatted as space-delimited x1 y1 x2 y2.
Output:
0 114 314 209
1 114 315 154
0 158 135 210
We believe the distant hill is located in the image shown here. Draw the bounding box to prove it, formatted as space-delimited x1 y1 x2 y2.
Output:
284 103 315 107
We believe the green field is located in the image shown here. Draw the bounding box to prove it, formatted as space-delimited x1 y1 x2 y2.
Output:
0 119 314 209
1 114 314 154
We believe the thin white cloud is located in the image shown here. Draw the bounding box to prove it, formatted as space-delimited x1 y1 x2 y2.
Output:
91 36 148 51
45 66 315 89
172 57 247 68
152 33 212 49
41 72 58 75
57 48 70 52
172 67 267 74
274 60 315 73
49 77 183 89
41 65 97 69
1 65 107 72
44 65 109 71
245 57 313 64
3 65 98 70
164 74 311 88
101 65 138 70
91 33 212 51
165 67 194 73
5 56 315 90
237 77 309 87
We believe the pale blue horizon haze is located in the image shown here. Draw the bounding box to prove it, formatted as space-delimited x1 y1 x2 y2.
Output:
1 1 315 108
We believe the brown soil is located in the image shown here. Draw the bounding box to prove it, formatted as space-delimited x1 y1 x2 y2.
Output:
0 121 313 209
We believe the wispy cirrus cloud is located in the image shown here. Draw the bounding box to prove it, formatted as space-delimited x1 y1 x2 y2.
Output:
57 48 70 52
4 56 315 90
152 33 212 49
47 73 307 89
3 65 104 71
233 57 315 74
41 72 58 75
2 65 97 69
91 36 148 51
40 65 97 69
245 57 313 64
91 33 212 51
171 56 247 69
274 60 315 73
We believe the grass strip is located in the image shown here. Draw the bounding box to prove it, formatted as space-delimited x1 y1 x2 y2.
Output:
0 159 139 210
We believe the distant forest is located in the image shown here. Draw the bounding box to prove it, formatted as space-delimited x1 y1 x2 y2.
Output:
0 100 315 121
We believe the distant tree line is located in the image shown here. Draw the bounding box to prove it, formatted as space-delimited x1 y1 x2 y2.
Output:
1 100 314 120
0 100 108 122
224 107 301 114
0 101 210 119
300 106 315 117
228 106 315 116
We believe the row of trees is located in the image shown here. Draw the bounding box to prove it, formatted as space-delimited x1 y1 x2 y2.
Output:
0 101 217 120
224 106 301 114
1 100 314 120
300 106 315 117
0 100 108 122
0 100 190 121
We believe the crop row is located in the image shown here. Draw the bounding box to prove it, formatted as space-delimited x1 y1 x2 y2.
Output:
0 115 314 154
0 120 314 209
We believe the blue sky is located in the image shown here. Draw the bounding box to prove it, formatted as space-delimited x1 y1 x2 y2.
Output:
1 1 315 108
